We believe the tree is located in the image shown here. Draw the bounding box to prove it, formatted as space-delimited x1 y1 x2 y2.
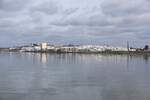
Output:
144 45 149 50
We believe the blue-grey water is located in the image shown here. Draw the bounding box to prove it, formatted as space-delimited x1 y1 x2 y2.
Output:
0 52 150 100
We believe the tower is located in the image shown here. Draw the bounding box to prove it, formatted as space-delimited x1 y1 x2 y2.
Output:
41 43 47 51
127 41 129 51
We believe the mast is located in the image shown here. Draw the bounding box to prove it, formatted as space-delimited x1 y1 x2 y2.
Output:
127 41 129 52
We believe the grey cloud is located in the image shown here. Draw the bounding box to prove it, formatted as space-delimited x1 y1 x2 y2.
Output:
0 19 16 28
51 10 112 27
0 0 150 47
30 1 58 15
0 0 30 12
63 8 79 15
51 15 111 27
101 0 150 17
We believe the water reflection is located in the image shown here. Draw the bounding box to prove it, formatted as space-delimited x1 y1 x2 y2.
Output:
143 55 149 64
0 53 150 100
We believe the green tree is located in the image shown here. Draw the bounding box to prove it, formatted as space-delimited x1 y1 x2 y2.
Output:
144 45 149 50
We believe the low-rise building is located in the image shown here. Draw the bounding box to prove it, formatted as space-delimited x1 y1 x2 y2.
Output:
21 46 34 52
41 43 47 51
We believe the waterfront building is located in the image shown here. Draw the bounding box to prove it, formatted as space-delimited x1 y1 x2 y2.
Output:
41 43 48 51
34 46 41 51
59 46 78 53
21 46 34 52
129 48 136 51
18 43 148 53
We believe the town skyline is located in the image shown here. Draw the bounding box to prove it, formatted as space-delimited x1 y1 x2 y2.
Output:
0 40 149 48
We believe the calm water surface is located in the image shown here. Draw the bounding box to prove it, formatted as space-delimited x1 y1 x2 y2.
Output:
0 52 150 100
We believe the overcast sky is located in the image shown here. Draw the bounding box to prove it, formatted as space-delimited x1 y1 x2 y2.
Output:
0 0 150 47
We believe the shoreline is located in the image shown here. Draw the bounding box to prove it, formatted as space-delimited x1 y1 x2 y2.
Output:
0 49 150 56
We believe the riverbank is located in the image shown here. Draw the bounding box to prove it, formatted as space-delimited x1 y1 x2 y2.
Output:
1 49 149 56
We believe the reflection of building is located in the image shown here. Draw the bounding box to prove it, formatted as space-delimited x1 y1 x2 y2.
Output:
34 53 48 64
41 53 48 64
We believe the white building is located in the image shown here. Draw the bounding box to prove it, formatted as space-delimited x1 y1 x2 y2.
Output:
34 46 41 51
41 43 47 51
21 46 34 52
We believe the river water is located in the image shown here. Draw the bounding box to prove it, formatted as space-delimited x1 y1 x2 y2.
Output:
0 52 150 100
